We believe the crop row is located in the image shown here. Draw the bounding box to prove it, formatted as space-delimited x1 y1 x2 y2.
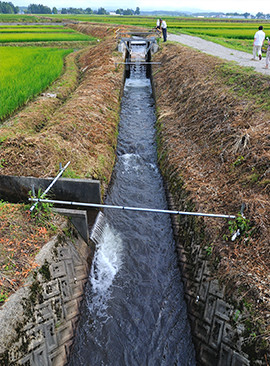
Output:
175 27 270 39
0 14 45 22
0 25 75 33
0 32 94 43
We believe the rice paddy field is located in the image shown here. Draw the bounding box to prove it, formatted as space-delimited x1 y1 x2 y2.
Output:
0 14 44 22
0 23 96 120
0 47 73 120
53 14 270 53
0 25 94 43
0 14 269 120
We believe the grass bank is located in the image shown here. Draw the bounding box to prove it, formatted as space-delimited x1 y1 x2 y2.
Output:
153 42 270 357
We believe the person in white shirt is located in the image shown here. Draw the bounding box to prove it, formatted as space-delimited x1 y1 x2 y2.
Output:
160 19 167 42
156 18 161 29
252 25 265 60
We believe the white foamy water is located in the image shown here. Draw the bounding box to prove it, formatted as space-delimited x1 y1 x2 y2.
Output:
91 223 123 293
124 78 151 89
88 223 123 316
120 153 141 172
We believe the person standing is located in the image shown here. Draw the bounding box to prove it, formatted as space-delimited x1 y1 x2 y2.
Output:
156 18 161 29
160 19 167 42
263 37 270 69
252 25 265 60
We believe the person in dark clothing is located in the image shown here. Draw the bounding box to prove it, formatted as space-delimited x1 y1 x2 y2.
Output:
160 19 167 42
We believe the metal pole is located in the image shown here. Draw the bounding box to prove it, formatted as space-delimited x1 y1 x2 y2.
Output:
29 161 71 212
28 198 236 219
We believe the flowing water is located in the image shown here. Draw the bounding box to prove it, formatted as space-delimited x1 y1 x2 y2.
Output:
68 52 196 365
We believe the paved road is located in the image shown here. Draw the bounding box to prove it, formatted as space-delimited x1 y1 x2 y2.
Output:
168 33 269 76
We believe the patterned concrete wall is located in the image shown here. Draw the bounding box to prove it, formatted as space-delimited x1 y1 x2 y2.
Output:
166 190 252 366
0 228 93 366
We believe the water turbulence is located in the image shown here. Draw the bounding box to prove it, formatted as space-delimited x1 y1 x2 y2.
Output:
69 43 196 365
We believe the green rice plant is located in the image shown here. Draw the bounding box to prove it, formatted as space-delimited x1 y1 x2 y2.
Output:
175 27 265 39
0 32 93 43
0 14 42 22
0 25 75 33
0 47 73 120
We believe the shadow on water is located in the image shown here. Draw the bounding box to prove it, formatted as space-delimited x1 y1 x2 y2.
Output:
68 51 196 366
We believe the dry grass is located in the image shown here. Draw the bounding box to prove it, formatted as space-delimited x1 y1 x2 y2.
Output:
0 202 65 303
153 43 270 337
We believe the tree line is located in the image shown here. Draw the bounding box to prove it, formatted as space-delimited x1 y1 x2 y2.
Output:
0 2 268 18
0 1 19 14
0 1 140 15
225 12 270 19
60 7 140 15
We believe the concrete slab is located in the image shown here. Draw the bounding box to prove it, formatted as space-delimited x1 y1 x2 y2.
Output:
0 175 101 205
54 208 89 244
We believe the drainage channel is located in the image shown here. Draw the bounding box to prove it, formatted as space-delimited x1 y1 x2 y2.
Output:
68 45 196 365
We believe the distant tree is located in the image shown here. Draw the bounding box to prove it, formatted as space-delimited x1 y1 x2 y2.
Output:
134 6 140 15
85 7 93 14
61 7 67 14
97 7 107 15
243 12 250 18
67 7 84 14
52 6 57 14
116 8 123 15
0 1 19 14
256 12 265 19
123 8 134 15
27 3 51 14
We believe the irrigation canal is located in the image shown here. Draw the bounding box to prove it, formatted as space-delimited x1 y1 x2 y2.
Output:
68 46 196 365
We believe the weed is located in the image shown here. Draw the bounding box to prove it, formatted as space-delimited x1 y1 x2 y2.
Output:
62 168 81 179
0 158 6 168
233 309 241 322
29 188 53 226
228 213 252 242
205 243 214 256
38 260 51 281
246 173 260 184
233 155 245 167
29 280 43 304
0 290 8 303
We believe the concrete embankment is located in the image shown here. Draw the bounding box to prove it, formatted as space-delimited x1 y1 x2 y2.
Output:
0 232 92 365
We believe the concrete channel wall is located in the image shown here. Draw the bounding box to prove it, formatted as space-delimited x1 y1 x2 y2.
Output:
166 187 253 366
0 230 93 365
0 175 102 365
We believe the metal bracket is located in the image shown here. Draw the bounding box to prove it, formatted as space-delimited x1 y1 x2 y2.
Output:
29 161 70 212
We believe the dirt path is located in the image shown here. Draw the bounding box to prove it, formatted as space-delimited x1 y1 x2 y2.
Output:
168 33 269 75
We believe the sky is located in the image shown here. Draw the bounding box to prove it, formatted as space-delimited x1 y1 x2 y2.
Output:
13 0 269 14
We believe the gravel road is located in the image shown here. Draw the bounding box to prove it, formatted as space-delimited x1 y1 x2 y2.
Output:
168 33 269 75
